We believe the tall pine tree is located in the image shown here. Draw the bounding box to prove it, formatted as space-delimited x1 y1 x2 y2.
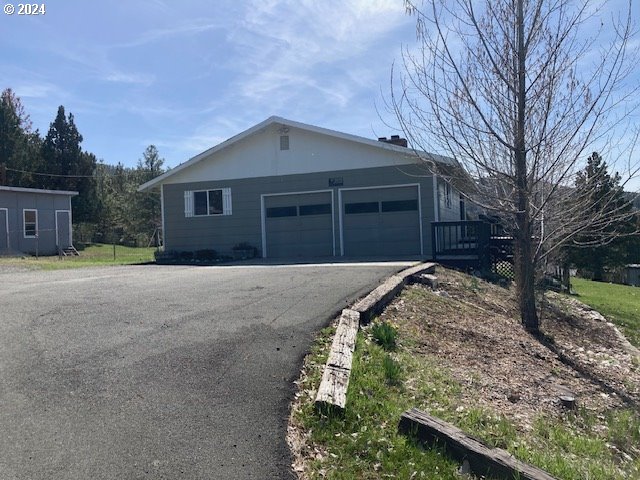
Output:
0 88 41 187
40 106 97 222
134 145 164 241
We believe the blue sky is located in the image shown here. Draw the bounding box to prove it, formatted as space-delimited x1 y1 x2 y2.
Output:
1 0 637 188
1 0 415 168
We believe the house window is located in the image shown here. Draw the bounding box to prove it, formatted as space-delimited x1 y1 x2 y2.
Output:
23 209 37 237
184 188 232 217
444 183 452 209
194 190 223 216
280 135 290 150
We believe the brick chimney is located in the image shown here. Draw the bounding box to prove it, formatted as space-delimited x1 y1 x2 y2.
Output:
378 135 408 148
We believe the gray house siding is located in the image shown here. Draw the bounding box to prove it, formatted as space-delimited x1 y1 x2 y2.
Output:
162 164 438 257
436 178 462 222
0 188 75 255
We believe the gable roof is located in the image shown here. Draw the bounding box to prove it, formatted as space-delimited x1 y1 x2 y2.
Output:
139 116 456 191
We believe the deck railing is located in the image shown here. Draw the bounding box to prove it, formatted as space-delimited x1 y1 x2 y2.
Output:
432 221 513 274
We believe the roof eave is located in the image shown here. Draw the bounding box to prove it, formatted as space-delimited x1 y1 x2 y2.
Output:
0 185 79 196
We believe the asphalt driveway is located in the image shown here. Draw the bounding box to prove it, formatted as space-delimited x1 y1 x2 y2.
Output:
0 262 410 479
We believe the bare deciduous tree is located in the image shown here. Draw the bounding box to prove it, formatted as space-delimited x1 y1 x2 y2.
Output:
392 0 639 332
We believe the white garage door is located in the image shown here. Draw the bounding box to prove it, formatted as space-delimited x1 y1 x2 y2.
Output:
341 185 421 256
264 191 334 258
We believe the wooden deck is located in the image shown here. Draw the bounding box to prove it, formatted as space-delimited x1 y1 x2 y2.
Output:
432 221 514 275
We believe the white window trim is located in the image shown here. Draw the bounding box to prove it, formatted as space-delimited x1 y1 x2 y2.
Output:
161 184 166 246
338 183 423 257
444 182 452 209
0 208 8 250
184 188 232 217
23 209 38 238
260 189 335 259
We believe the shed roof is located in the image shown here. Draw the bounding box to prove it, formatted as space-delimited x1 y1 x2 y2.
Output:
0 186 78 196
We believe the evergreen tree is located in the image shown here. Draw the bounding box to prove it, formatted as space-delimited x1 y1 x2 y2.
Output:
134 145 164 243
41 106 97 222
0 88 41 187
568 153 634 280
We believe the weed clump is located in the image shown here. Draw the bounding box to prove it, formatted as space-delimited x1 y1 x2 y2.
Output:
371 321 398 351
382 354 402 385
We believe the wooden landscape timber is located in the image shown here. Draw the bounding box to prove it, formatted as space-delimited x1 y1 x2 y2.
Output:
315 262 437 411
398 408 557 480
352 263 436 324
315 309 360 410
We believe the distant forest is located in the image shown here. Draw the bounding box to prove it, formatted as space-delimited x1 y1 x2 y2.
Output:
0 88 164 246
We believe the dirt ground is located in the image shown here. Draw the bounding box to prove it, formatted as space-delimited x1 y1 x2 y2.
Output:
379 268 640 431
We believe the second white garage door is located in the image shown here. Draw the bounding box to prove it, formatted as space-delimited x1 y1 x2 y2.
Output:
341 185 422 256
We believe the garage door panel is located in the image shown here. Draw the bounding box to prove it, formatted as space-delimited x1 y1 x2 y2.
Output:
380 211 418 225
342 186 421 257
265 192 333 258
299 228 332 243
345 187 412 203
342 213 379 228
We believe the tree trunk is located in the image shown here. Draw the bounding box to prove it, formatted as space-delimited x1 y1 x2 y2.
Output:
514 230 539 332
561 262 571 293
514 0 539 333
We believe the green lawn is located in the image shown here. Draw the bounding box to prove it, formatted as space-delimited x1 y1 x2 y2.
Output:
572 277 640 347
0 244 156 270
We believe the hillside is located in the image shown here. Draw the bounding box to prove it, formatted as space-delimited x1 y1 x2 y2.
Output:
289 266 640 479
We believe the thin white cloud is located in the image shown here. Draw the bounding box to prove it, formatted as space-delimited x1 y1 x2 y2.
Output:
113 20 225 49
228 0 410 107
14 82 63 99
105 72 156 86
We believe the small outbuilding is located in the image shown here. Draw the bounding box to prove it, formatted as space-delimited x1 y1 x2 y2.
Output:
626 265 640 287
0 186 78 256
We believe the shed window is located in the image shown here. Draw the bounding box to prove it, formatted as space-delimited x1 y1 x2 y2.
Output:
23 209 37 237
184 188 232 217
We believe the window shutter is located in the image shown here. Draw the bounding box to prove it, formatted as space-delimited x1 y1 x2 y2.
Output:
184 190 193 217
222 188 232 215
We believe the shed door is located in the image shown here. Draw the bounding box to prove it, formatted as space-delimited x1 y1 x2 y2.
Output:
265 192 333 258
0 209 8 253
56 210 71 249
342 186 421 256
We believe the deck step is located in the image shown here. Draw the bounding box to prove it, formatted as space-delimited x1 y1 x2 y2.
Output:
60 245 80 256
